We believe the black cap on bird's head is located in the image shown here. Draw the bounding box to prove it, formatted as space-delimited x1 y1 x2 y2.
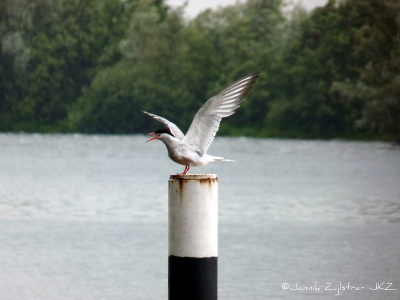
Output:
146 128 175 142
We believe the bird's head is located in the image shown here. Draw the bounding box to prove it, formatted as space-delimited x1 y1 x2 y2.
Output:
146 128 175 142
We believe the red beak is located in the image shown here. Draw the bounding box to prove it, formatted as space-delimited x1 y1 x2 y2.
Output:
146 132 159 142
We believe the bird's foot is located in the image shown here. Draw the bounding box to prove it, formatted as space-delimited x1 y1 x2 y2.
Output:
178 166 190 175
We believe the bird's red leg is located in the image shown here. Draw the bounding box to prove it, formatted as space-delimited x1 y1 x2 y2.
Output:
182 166 190 175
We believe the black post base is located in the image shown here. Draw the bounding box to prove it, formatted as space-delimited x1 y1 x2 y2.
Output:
168 255 218 300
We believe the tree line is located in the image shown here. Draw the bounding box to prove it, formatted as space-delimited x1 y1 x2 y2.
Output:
1 0 399 140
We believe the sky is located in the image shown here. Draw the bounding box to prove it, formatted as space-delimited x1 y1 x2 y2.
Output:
166 0 329 18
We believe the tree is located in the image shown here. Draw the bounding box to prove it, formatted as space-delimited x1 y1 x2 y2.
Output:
69 0 194 133
265 0 369 138
181 0 285 134
332 0 400 141
0 0 32 129
16 0 131 129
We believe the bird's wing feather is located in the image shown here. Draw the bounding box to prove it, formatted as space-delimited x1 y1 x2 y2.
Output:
141 111 185 140
182 72 259 154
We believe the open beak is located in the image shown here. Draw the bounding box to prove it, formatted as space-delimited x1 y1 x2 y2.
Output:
146 132 160 142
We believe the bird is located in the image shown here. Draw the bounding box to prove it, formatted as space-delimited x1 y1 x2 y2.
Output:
142 72 259 175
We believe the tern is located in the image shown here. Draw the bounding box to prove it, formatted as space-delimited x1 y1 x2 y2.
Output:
142 72 259 175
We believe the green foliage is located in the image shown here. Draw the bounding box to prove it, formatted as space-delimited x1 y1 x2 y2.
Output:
332 0 400 141
70 59 194 133
15 0 132 126
182 0 285 131
1 0 399 140
0 0 31 130
265 0 369 138
70 0 194 133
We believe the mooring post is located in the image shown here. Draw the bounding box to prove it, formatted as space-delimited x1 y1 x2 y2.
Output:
168 174 218 300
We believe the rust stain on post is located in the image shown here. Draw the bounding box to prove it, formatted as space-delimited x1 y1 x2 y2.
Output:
178 180 184 198
169 174 218 181
169 174 218 199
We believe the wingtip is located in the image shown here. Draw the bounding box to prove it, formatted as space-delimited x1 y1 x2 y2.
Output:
245 72 260 80
141 110 153 117
249 72 260 81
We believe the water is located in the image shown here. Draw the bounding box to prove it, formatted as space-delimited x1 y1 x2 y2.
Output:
0 133 399 299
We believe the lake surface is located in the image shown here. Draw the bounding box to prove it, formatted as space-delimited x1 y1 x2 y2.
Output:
0 133 399 299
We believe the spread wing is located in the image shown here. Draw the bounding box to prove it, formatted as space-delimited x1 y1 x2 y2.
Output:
182 72 259 154
141 110 185 140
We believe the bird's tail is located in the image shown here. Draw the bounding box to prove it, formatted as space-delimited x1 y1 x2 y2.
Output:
210 156 234 162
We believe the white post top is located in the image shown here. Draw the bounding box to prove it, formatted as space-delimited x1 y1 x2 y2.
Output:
170 174 218 180
169 173 218 257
